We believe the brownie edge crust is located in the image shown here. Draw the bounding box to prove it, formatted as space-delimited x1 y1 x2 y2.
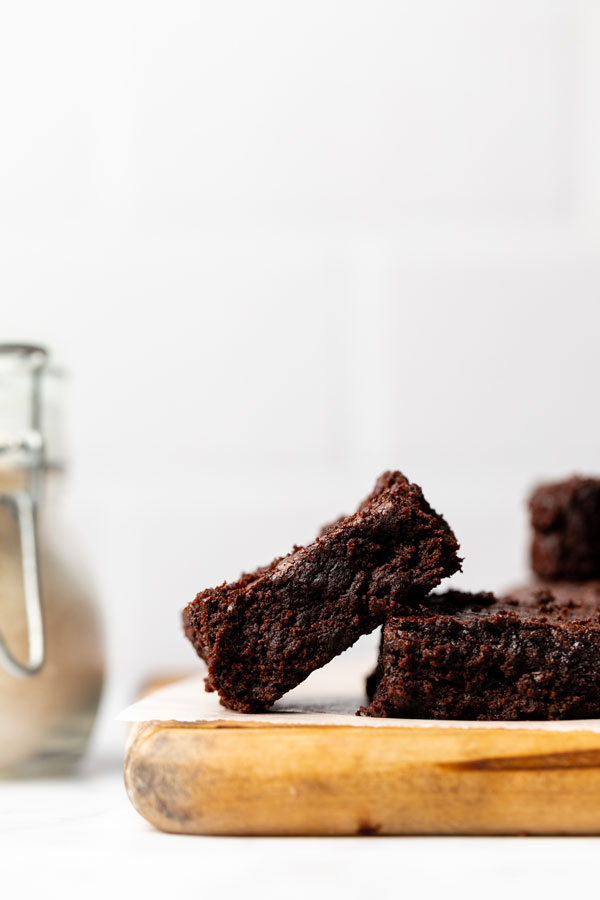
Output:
361 589 600 721
183 471 461 713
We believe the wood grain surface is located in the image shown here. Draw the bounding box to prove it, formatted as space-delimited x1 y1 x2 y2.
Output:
124 718 600 835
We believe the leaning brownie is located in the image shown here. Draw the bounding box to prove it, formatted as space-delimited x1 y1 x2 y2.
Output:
530 476 600 580
361 589 600 720
183 471 461 712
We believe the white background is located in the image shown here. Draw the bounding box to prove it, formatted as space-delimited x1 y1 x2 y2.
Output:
2 1 600 894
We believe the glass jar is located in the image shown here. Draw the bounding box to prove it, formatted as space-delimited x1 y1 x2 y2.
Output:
0 344 103 777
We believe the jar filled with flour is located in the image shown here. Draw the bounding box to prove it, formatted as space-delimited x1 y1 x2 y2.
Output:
0 344 103 776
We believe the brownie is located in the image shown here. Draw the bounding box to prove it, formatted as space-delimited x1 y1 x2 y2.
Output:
530 476 600 580
183 471 461 712
361 589 600 720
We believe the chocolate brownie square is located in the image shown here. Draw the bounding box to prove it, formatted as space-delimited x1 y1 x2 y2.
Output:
530 476 600 580
361 589 600 720
183 471 461 712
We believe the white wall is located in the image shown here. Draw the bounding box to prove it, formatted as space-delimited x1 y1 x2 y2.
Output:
2 0 600 753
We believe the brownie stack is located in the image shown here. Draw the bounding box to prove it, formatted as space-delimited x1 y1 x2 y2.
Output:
184 472 600 720
530 476 600 581
507 477 600 613
183 472 461 712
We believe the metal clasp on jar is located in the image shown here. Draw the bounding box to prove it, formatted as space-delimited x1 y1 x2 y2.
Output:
0 344 47 679
0 489 44 677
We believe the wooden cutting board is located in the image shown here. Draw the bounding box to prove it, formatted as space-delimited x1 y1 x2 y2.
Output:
123 672 600 836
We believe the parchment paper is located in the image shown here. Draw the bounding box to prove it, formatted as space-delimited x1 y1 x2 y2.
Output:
118 657 600 732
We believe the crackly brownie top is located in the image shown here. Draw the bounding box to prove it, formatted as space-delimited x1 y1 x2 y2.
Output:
404 588 600 625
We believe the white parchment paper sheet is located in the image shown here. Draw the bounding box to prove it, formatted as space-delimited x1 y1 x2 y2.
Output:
118 658 600 732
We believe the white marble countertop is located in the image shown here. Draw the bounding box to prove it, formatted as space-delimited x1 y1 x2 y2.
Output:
2 754 599 900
